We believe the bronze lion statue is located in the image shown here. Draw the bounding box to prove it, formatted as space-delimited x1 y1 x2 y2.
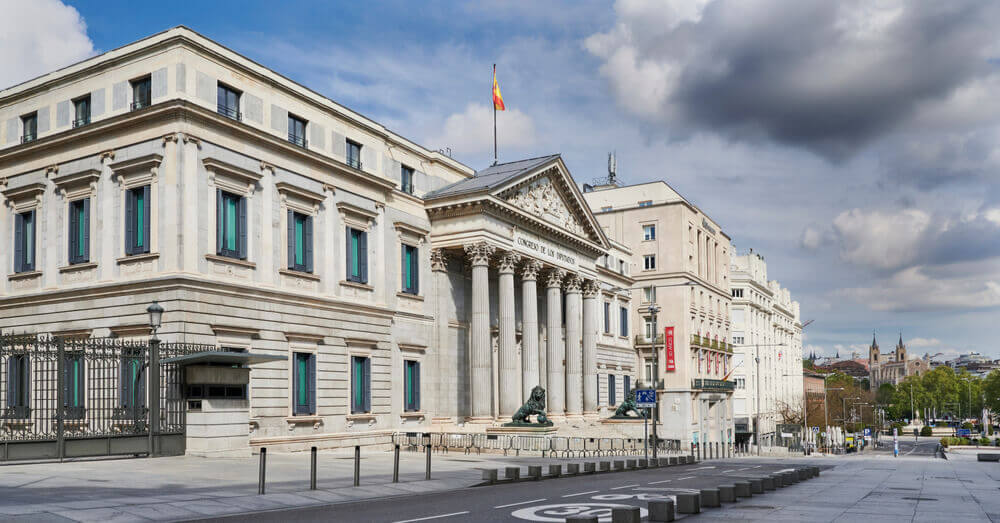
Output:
613 389 644 418
509 385 552 425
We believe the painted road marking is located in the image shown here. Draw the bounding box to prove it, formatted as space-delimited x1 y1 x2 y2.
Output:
394 511 471 523
676 476 695 480
562 490 600 498
511 503 648 522
610 484 640 490
495 499 547 509
693 466 716 470
648 479 673 485
723 469 739 473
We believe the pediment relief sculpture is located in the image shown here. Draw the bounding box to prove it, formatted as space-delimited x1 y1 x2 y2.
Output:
504 176 586 237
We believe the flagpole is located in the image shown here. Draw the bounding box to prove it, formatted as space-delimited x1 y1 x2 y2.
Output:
493 64 498 165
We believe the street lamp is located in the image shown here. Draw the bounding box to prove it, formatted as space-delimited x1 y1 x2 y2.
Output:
147 301 164 338
735 342 786 456
145 301 164 457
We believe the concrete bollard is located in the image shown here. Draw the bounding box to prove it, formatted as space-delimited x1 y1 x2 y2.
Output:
749 478 764 494
610 506 641 523
700 488 721 508
784 471 798 484
482 469 498 484
734 481 752 498
675 492 701 514
528 466 543 480
505 467 521 481
648 500 675 522
762 476 775 491
812 466 820 477
658 457 669 467
548 464 562 477
565 517 598 523
668 456 679 466
567 463 580 475
584 462 596 474
772 474 785 487
614 460 625 471
599 461 611 472
798 468 809 481
718 484 736 503
637 458 648 468
626 459 637 469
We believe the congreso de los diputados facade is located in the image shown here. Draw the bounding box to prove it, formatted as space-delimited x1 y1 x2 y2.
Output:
0 27 661 457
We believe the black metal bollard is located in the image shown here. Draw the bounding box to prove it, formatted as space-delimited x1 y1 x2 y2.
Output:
425 444 432 480
354 445 360 487
310 446 318 490
393 444 400 483
258 447 267 495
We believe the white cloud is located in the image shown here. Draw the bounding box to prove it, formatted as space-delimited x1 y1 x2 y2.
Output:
800 226 826 249
836 259 1000 312
426 103 536 156
831 208 931 270
0 0 93 90
907 337 941 348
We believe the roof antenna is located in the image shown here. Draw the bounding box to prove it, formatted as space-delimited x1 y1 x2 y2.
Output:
607 151 617 185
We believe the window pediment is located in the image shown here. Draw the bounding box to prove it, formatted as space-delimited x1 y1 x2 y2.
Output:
110 154 162 188
3 182 46 211
276 182 324 214
203 157 262 196
52 168 101 200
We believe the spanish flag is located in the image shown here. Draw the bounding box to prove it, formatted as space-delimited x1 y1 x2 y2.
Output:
492 65 505 111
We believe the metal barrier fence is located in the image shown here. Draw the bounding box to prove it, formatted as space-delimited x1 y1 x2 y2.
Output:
391 432 686 457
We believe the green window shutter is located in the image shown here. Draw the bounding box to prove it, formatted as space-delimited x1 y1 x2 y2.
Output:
140 186 150 252
348 228 358 280
24 211 34 269
82 198 90 261
215 189 224 254
304 216 314 273
609 374 616 406
351 357 359 413
358 231 368 283
405 361 411 410
401 246 409 292
68 201 78 262
363 357 371 412
295 215 304 266
237 196 247 259
414 361 421 411
13 212 23 273
307 353 316 415
287 210 295 269
296 354 307 409
225 196 237 251
410 246 419 293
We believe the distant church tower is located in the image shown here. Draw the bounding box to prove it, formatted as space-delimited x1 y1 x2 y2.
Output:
895 333 906 362
869 332 879 364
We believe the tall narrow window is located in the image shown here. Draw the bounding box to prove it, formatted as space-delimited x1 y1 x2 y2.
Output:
643 286 656 303
404 360 420 412
603 302 610 333
346 227 368 283
400 165 414 194
131 76 151 110
288 114 307 147
13 210 36 273
293 352 316 415
21 112 37 143
119 349 145 418
125 186 151 255
64 352 85 419
643 255 656 270
68 198 90 264
619 307 628 337
73 96 91 127
624 375 631 398
216 190 247 259
643 224 656 241
608 374 617 406
287 211 313 272
351 356 371 414
6 354 30 419
346 140 362 169
217 84 241 121
401 244 419 294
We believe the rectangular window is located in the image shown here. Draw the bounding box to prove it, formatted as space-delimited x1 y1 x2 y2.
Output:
288 114 307 147
645 319 656 341
119 350 145 416
293 352 316 415
624 375 631 398
608 374 617 406
733 335 745 345
217 84 241 121
351 355 371 414
6 354 30 418
619 307 628 337
346 227 368 283
643 286 656 303
64 352 85 419
125 186 151 256
643 255 656 270
400 165 414 194
638 200 652 207
732 288 743 298
404 360 420 412
600 206 612 212
346 139 362 169
131 76 151 110
21 112 37 143
401 244 419 294
73 96 91 127
68 198 90 264
216 190 247 259
13 210 36 273
603 302 610 334
287 211 314 272
643 224 656 241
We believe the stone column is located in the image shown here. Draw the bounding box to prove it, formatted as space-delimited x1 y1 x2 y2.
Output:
43 166 59 289
430 248 449 420
160 134 180 271
258 162 275 284
582 280 599 416
520 259 541 402
497 252 520 417
98 151 116 280
545 269 566 416
465 242 495 421
180 135 200 272
564 274 583 417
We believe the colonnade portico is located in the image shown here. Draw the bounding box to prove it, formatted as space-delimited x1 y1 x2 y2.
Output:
457 241 600 423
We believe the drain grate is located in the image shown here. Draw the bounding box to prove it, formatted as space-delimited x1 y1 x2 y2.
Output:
902 497 938 501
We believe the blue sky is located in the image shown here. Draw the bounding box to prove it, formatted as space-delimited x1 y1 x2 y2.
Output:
6 1 1000 360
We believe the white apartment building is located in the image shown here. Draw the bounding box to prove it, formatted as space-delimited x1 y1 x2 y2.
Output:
584 180 734 452
729 249 803 446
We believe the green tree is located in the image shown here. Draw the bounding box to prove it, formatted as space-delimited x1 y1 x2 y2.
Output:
984 371 1000 419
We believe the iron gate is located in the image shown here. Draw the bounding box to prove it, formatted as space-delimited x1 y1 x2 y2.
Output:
0 333 209 462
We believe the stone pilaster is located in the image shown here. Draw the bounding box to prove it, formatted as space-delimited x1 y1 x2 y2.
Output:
465 242 495 421
582 280 599 416
564 273 583 417
160 134 180 271
497 252 520 418
180 135 200 272
545 268 566 417
43 165 59 289
430 248 449 422
98 151 115 281
258 162 275 285
520 259 542 402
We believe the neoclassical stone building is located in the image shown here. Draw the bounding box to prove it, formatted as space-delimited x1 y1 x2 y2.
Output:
0 27 635 453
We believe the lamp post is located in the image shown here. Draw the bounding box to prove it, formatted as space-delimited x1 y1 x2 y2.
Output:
146 301 163 457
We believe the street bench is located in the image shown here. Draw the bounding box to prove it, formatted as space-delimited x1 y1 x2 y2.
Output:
977 454 1000 462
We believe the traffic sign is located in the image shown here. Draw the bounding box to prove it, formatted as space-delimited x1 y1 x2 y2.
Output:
635 389 656 408
863 428 871 436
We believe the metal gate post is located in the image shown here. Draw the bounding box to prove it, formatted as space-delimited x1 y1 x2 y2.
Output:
56 337 65 462
148 337 161 457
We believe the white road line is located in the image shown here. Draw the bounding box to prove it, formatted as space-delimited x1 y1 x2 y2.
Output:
611 484 640 490
562 490 600 498
676 476 695 480
693 466 716 470
394 511 471 523
723 469 739 473
648 479 673 485
493 499 546 509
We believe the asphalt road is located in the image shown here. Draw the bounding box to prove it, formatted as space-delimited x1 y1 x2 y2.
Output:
201 459 820 523
869 435 942 457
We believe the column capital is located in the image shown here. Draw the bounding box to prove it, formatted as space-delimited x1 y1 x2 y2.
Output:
464 242 495 267
582 280 600 298
430 248 449 272
496 252 521 274
545 268 566 289
521 259 542 280
564 273 583 293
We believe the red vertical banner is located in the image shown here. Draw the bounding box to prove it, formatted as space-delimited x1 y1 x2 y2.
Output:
664 326 675 372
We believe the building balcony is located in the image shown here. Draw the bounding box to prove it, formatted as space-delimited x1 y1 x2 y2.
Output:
634 334 664 346
691 334 702 346
692 378 735 392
